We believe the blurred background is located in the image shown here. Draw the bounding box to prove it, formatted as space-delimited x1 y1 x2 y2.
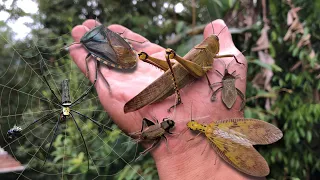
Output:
0 0 319 179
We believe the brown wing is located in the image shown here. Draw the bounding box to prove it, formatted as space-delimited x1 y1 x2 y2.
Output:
221 79 237 108
214 118 283 145
207 135 270 177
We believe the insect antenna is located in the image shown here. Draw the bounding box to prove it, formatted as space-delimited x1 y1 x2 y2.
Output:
62 42 82 50
204 6 215 35
217 4 248 37
70 113 90 171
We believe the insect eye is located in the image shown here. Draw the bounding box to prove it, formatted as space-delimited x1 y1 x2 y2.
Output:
214 35 219 41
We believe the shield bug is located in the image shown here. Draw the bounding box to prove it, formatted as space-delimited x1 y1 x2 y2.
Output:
187 118 283 177
66 24 138 86
130 117 175 159
210 59 245 110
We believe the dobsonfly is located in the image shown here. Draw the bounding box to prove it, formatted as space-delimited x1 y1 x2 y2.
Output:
186 117 283 177
210 59 245 110
124 20 245 113
130 117 175 159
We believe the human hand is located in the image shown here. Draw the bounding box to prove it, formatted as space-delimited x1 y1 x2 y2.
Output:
70 19 263 180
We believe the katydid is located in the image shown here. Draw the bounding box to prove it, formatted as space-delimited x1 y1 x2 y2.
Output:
124 21 245 113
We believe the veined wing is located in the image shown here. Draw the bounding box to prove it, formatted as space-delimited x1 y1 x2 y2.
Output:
213 118 283 145
207 134 269 177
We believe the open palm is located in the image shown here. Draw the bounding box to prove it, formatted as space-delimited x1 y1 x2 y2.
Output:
69 19 257 180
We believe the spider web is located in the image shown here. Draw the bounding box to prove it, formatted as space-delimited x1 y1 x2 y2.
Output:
0 26 155 180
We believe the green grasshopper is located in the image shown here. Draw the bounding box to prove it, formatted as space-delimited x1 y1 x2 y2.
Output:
210 59 245 110
130 117 175 159
124 22 245 113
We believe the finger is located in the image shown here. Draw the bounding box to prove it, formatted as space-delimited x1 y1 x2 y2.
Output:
82 19 101 29
108 24 165 54
203 20 247 112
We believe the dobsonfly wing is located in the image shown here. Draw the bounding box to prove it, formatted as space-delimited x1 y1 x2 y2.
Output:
187 118 283 177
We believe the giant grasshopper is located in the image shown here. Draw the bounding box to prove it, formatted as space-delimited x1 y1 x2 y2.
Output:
124 20 245 113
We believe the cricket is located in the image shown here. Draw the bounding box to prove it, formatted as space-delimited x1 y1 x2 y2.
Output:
210 59 245 110
187 118 283 177
124 21 245 113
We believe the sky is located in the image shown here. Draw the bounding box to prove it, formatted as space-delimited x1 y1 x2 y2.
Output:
0 0 38 39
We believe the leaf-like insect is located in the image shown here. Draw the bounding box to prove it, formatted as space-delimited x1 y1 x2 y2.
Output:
187 118 283 177
211 59 245 110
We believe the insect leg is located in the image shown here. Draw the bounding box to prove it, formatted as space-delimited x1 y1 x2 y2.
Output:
205 74 214 91
138 52 172 71
162 135 170 153
42 115 61 167
166 49 206 78
134 138 161 161
40 60 62 106
215 69 224 77
211 87 223 102
97 62 111 91
140 138 161 155
201 141 209 155
22 110 61 134
236 88 246 110
215 54 244 66
114 29 146 44
165 49 182 112
70 113 90 171
85 53 91 78
70 59 99 107
70 109 114 131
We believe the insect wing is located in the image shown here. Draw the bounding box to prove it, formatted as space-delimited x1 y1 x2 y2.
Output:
81 26 121 68
143 118 156 127
221 78 237 108
215 118 283 145
124 46 209 113
141 124 165 140
105 28 137 69
208 134 270 177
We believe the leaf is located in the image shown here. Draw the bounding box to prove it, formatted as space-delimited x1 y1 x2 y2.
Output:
175 21 185 33
306 130 312 143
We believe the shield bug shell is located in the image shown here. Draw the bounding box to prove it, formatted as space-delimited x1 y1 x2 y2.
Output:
80 25 137 69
